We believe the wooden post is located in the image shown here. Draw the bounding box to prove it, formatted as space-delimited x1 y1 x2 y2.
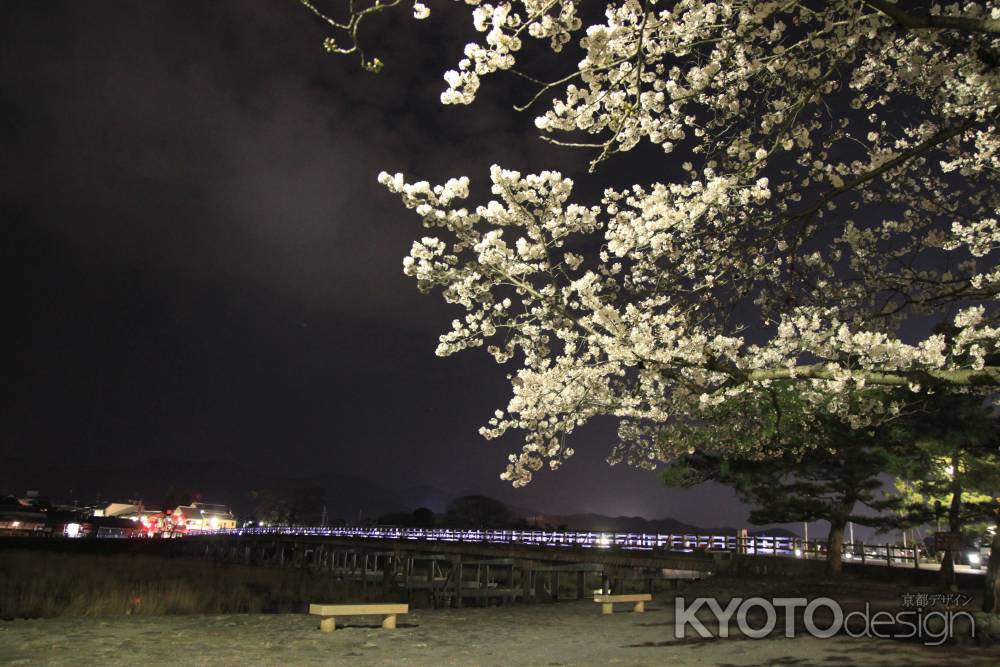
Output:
601 602 613 615
860 542 866 565
428 558 435 608
479 564 487 608
382 554 395 594
633 600 645 613
534 571 546 604
362 553 369 595
319 617 335 633
382 614 397 629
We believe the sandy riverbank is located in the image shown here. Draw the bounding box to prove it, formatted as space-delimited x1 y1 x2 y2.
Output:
3 579 999 667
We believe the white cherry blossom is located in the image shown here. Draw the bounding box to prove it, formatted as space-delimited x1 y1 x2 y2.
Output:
316 1 1000 485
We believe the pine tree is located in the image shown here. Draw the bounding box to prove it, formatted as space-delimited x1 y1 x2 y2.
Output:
663 383 902 575
885 393 1000 605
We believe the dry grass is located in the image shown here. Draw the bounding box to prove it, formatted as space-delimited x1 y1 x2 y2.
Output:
0 550 384 619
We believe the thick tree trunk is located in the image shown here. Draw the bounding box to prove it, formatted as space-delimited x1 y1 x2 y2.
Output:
984 525 1000 613
827 519 846 576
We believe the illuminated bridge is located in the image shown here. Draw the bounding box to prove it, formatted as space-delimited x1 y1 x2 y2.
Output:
199 525 962 567
1 525 981 610
213 526 750 552
163 526 979 608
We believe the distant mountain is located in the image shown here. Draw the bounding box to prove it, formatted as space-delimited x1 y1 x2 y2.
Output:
0 455 801 537
0 455 274 509
398 484 454 514
0 455 427 520
288 471 412 521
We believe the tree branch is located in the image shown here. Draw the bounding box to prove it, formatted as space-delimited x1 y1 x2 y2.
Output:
862 0 1000 35
746 365 1000 387
788 118 976 226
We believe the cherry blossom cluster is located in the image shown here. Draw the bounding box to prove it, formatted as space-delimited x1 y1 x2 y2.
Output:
365 1 1000 485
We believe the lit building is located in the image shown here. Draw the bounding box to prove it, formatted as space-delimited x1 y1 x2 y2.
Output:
96 502 145 518
171 502 236 531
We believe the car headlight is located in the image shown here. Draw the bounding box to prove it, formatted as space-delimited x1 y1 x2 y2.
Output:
968 552 981 565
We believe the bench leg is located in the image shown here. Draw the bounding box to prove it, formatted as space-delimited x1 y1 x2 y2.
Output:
319 617 336 633
602 603 613 615
633 601 645 613
382 614 397 629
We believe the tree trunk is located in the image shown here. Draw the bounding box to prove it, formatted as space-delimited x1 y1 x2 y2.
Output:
941 547 956 588
984 524 1000 613
948 448 963 533
941 448 962 589
827 518 846 576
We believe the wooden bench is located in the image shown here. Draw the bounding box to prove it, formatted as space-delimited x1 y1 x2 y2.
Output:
593 593 652 615
308 603 409 632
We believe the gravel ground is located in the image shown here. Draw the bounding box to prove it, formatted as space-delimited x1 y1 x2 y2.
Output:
2 594 999 667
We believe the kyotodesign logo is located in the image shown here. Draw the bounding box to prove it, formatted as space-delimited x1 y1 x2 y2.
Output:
674 596 975 646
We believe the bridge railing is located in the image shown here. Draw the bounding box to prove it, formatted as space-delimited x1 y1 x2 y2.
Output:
191 527 942 565
175 526 965 571
194 526 765 554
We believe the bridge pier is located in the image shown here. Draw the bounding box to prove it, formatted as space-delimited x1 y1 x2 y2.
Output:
181 533 725 607
519 562 532 604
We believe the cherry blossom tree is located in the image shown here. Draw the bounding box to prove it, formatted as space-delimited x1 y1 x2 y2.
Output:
304 1 1000 486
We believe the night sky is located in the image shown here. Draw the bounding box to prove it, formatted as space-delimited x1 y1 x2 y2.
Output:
1 1 757 527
